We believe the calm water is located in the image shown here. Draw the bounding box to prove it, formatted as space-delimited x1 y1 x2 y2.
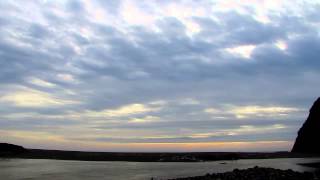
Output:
0 158 319 180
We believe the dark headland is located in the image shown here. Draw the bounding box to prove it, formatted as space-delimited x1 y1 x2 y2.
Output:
292 97 320 153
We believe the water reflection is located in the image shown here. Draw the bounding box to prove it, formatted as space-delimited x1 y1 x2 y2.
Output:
0 158 319 180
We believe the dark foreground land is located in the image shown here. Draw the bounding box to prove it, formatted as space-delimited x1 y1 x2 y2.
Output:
1 143 320 162
166 166 320 180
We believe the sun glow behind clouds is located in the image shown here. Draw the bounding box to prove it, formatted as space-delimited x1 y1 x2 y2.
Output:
225 45 256 59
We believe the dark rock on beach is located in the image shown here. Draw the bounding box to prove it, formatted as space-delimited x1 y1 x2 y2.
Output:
292 97 320 154
167 166 320 180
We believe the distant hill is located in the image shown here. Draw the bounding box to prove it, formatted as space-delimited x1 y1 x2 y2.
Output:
292 97 320 154
0 143 27 154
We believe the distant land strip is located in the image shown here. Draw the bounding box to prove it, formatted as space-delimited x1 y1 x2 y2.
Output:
1 143 319 162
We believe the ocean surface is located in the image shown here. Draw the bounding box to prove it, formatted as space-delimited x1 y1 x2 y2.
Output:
0 158 319 180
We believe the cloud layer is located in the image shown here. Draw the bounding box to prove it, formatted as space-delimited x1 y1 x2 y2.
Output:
0 0 320 151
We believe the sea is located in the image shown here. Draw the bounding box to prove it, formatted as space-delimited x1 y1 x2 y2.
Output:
0 158 319 180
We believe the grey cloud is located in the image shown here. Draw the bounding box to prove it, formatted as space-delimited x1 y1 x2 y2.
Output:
95 0 122 15
27 23 52 40
66 0 85 13
69 125 297 143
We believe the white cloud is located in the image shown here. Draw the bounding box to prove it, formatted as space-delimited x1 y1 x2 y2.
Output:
85 103 161 118
129 115 159 123
225 45 256 59
0 87 79 107
148 100 167 106
189 124 287 138
204 105 301 119
229 105 300 119
120 0 156 26
204 108 221 114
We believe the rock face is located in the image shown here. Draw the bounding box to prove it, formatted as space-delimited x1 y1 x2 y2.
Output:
292 97 320 153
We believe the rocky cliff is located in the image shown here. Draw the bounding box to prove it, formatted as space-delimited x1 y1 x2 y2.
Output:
292 97 320 153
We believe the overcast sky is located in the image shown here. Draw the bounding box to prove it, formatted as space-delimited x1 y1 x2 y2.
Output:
0 0 320 152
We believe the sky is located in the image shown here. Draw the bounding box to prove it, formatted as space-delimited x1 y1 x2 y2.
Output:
0 0 320 152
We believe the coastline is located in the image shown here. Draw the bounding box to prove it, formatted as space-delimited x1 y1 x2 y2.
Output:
1 148 320 162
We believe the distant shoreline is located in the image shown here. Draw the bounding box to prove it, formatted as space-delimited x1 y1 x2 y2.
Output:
1 143 319 162
2 148 320 162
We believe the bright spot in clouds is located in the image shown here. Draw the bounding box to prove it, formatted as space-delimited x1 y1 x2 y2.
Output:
225 45 256 59
121 0 155 26
129 116 159 123
204 108 221 114
85 103 161 118
275 40 288 51
0 87 78 107
230 106 300 119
